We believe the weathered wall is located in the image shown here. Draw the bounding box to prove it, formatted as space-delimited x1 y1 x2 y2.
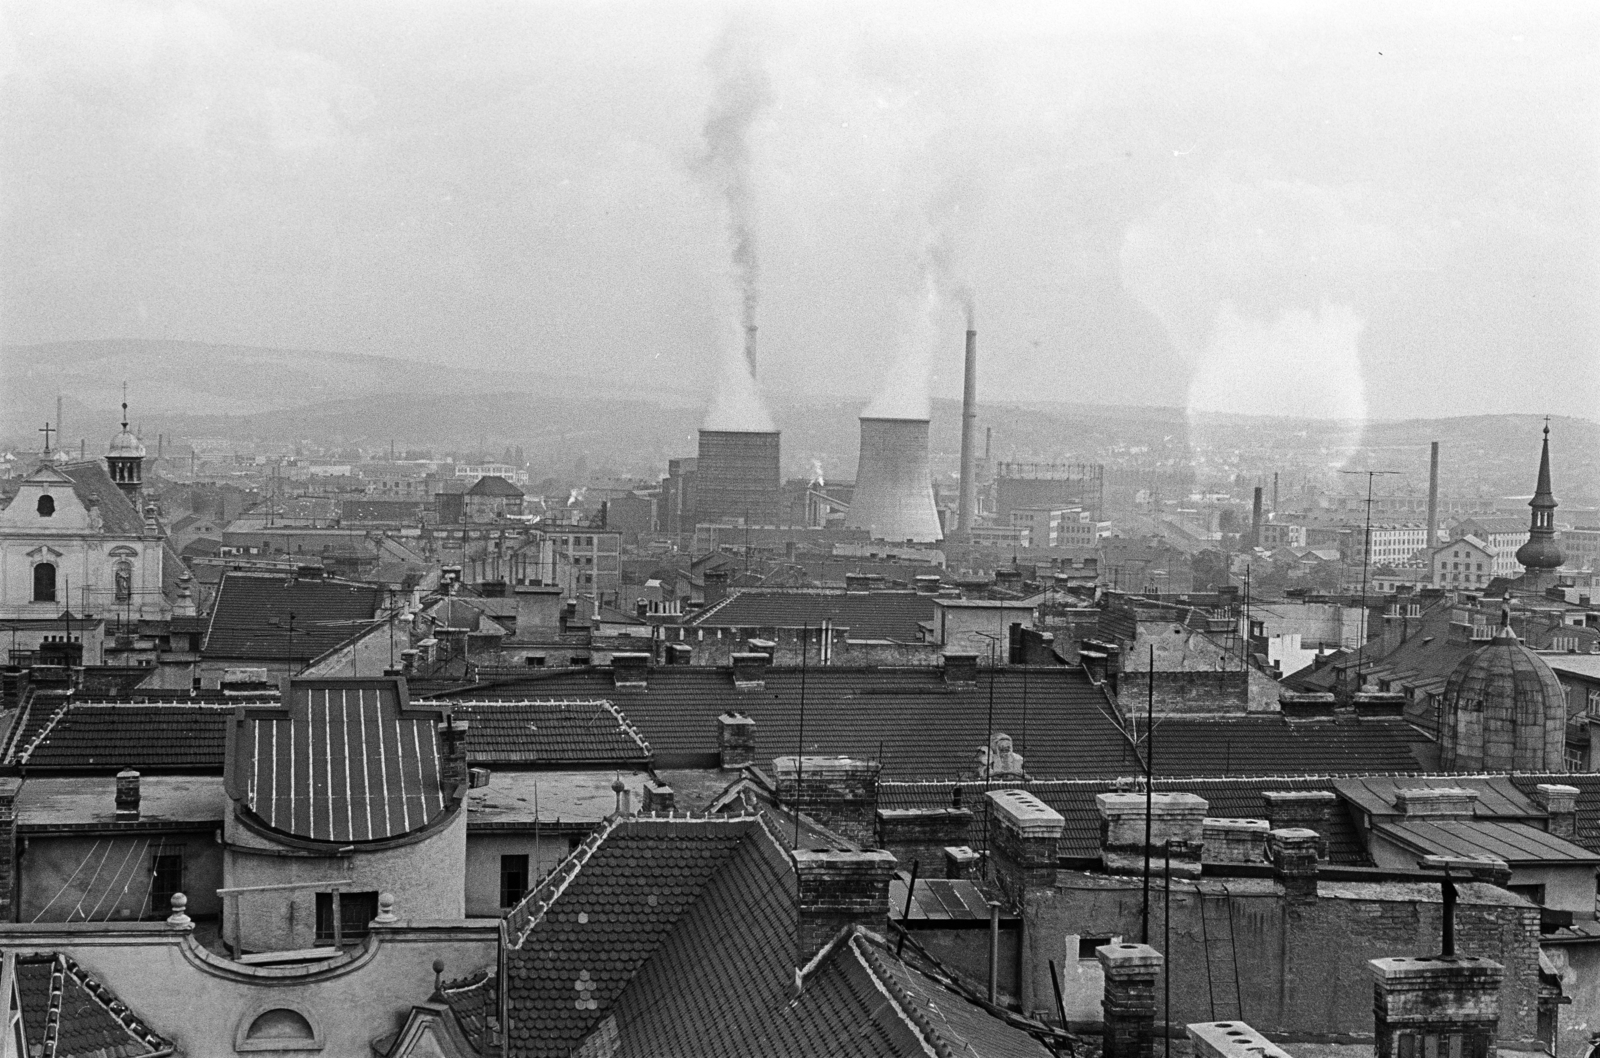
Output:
463 832 577 918
20 832 223 922
222 808 467 952
906 925 1021 1006
0 920 496 1056
1547 943 1599 1058
1025 873 1541 1046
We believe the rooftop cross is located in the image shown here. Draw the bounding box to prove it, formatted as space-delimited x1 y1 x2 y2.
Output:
38 422 53 453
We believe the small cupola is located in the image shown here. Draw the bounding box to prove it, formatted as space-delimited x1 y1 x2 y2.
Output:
105 386 145 502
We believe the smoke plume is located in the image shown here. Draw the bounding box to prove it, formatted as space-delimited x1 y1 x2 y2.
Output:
697 18 774 432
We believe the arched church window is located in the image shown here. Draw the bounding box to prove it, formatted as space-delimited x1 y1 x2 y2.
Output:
114 560 133 602
36 495 54 517
33 563 56 603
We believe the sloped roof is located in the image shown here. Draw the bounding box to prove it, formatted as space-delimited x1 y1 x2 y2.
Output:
449 700 650 765
439 969 499 1054
227 678 453 844
57 460 144 535
15 953 172 1058
688 588 936 641
1334 775 1542 819
467 475 524 497
432 666 1140 779
1510 773 1600 854
1142 715 1430 777
1373 818 1600 865
204 572 382 660
16 703 233 771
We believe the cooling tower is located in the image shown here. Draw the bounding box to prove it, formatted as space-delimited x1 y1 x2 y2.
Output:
696 429 781 525
844 417 942 543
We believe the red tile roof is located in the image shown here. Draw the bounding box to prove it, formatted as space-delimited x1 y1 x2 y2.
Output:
15 953 172 1058
203 572 382 660
228 678 453 844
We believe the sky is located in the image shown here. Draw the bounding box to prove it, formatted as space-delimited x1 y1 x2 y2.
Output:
2 0 1597 424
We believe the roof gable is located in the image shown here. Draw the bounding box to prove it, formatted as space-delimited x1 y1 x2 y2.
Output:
15 952 172 1058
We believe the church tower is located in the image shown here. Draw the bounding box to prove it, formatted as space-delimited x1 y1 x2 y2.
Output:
1514 423 1563 588
105 393 146 502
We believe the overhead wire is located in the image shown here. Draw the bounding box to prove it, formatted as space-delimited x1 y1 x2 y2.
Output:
30 839 104 922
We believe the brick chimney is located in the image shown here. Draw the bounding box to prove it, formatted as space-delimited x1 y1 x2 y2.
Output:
792 848 897 964
775 756 880 847
940 653 979 684
1095 792 1207 877
641 781 675 814
611 651 649 688
944 845 981 879
987 789 1065 905
1268 827 1320 902
115 769 141 822
730 652 768 690
1098 943 1164 1058
703 568 729 606
437 717 470 792
1532 783 1579 840
1370 956 1503 1058
1394 787 1478 820
1202 818 1269 865
717 712 755 769
876 804 975 876
1262 790 1336 857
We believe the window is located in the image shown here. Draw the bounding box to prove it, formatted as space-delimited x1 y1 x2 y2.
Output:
1508 882 1547 906
314 890 380 944
32 563 56 603
237 1005 321 1051
1587 688 1600 717
501 854 530 908
151 852 184 915
1565 746 1585 772
1077 934 1117 959
36 495 54 517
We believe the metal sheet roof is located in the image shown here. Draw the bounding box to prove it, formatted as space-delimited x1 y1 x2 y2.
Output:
1373 818 1600 864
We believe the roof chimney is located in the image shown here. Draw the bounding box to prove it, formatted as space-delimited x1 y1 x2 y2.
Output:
987 789 1065 905
703 568 730 606
940 653 979 684
730 652 768 690
774 756 880 848
717 712 755 769
611 652 649 688
115 769 140 822
1533 783 1579 840
1394 787 1478 820
792 848 897 966
1096 791 1206 877
1097 943 1164 1058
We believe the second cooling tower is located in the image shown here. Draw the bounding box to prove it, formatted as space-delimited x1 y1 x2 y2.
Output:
844 417 942 543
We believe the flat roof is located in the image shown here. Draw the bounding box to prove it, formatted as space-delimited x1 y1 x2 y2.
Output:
466 768 652 828
16 776 228 829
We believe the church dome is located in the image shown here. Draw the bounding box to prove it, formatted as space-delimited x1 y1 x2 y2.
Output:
1440 624 1566 772
108 428 145 459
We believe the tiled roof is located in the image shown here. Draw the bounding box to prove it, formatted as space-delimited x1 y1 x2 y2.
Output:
1373 818 1600 864
229 678 452 844
203 572 382 660
510 813 1052 1058
1510 773 1600 854
15 952 173 1058
687 588 937 641
1140 716 1430 777
433 666 1140 779
449 700 650 765
440 968 499 1054
17 703 233 770
58 461 145 535
879 775 1373 866
503 817 752 1057
467 475 524 496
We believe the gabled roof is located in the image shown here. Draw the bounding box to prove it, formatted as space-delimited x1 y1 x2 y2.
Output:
449 700 650 765
432 666 1139 779
203 572 382 660
687 588 936 641
15 703 233 771
15 952 172 1058
467 475 524 497
226 678 454 845
1334 775 1542 819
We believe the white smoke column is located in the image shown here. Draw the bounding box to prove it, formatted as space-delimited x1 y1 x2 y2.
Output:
697 19 774 432
1189 302 1368 421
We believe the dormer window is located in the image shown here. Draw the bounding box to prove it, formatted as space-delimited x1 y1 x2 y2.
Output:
36 495 54 517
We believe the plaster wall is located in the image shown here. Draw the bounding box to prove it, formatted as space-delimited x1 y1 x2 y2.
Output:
20 832 223 923
0 920 496 1056
221 808 466 953
1366 830 1597 915
464 832 578 918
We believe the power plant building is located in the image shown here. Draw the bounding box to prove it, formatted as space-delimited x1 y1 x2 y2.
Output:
844 417 942 544
694 429 781 526
993 462 1105 521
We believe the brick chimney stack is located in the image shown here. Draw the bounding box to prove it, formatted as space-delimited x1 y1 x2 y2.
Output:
1533 783 1579 840
1098 943 1164 1058
988 789 1065 905
1268 828 1320 902
115 769 141 822
1096 791 1207 877
437 717 470 792
717 712 755 769
791 848 897 964
1370 956 1503 1058
774 756 879 848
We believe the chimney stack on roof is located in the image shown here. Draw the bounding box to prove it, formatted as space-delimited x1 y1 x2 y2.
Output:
437 717 470 793
115 769 140 822
717 712 756 769
940 653 979 684
775 755 880 848
1533 783 1579 840
611 652 649 689
1394 787 1478 820
1096 791 1207 878
791 848 897 967
1098 943 1165 1058
730 651 768 690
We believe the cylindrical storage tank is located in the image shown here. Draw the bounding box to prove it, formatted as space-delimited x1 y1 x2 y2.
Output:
845 417 942 543
696 429 781 526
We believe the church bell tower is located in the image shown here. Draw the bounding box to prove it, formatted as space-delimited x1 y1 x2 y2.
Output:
106 390 146 502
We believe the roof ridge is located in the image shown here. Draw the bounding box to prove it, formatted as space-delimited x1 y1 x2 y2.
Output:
507 815 623 948
43 953 64 1058
849 933 950 1058
19 699 74 766
600 699 652 757
59 954 173 1052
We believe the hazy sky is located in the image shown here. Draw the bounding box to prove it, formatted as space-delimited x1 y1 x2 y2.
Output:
3 0 1597 422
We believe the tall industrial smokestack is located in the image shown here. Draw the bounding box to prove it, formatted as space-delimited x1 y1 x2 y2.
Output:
1250 486 1264 549
1426 441 1440 548
957 328 979 534
744 325 758 378
845 417 942 543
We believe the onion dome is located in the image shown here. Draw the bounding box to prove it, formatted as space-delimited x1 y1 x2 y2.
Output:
1440 622 1566 772
108 427 146 458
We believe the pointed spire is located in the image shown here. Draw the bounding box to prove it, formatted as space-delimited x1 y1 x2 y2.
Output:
1515 419 1563 578
1531 419 1555 509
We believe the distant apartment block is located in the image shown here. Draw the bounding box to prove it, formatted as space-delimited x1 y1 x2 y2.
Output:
455 462 528 485
1008 506 1100 548
1450 515 1533 577
1429 535 1493 588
